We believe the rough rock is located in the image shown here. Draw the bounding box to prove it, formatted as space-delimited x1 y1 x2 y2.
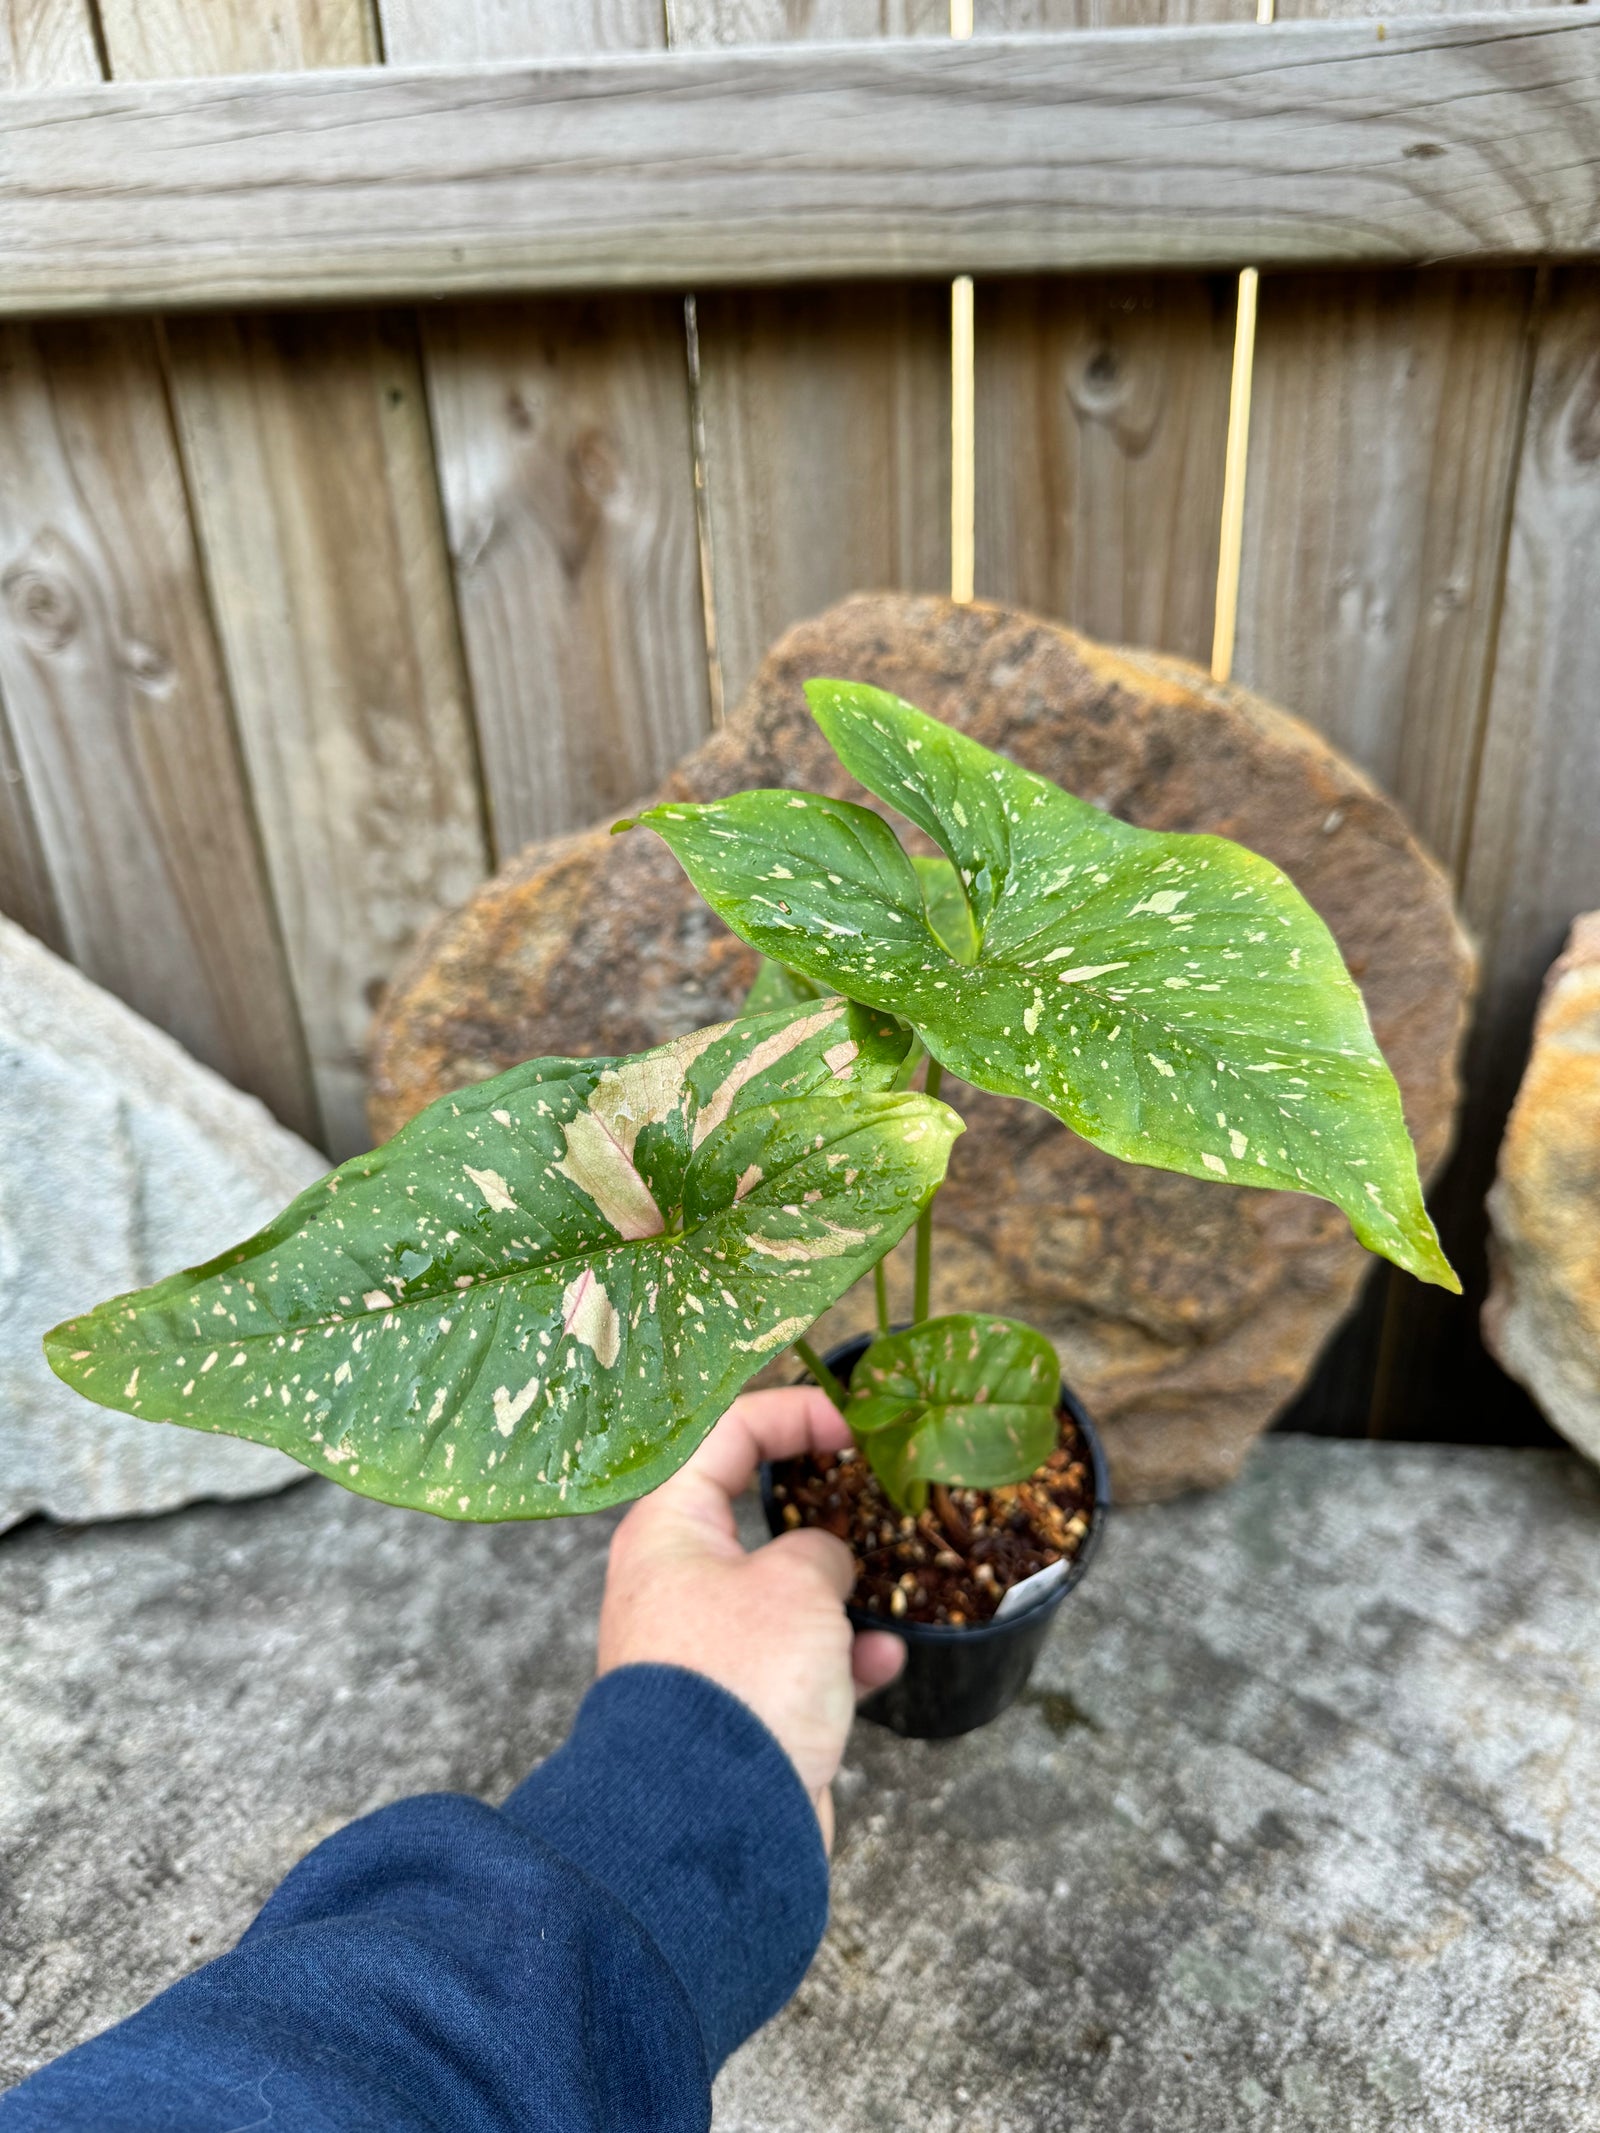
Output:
1484 912 1600 1462
369 595 1475 1499
0 916 325 1530
2 1439 1597 2132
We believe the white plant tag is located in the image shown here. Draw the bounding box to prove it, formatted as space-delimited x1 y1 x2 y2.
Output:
992 1555 1071 1623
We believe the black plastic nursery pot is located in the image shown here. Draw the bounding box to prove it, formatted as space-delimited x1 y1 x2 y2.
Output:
761 1332 1111 1741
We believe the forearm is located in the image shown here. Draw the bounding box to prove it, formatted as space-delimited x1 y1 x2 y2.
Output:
0 1666 827 2133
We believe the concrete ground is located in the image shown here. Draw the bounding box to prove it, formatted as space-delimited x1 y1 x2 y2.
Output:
2 1438 1597 2130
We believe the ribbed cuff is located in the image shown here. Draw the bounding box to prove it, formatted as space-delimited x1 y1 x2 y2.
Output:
502 1664 828 2068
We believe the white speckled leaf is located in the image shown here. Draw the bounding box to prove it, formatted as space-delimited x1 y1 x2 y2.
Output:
623 681 1456 1290
46 1001 962 1521
849 1314 1061 1511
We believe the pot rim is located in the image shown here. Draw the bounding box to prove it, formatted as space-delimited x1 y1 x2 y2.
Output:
763 1324 1112 1645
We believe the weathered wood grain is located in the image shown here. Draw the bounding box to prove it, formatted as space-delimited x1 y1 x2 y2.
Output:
93 0 372 75
379 0 712 858
668 1 946 35
1234 270 1533 874
673 2 948 716
414 299 712 850
160 309 488 1154
0 0 92 953
692 283 951 713
93 0 488 1156
0 0 315 1117
381 0 668 57
0 688 61 954
974 274 1236 663
975 0 1249 22
5 14 1600 314
0 321 317 1128
0 0 98 90
1373 268 1600 1441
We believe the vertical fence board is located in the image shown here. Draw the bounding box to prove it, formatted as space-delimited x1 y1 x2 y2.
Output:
668 2 946 34
159 310 486 1155
669 3 949 717
379 1 667 55
415 300 712 848
91 0 375 74
973 1 1251 26
0 686 61 955
690 283 952 712
0 0 97 92
1373 267 1600 1441
975 275 1235 662
95 0 489 1157
379 1 712 857
0 0 316 1128
0 323 318 1131
1234 272 1533 873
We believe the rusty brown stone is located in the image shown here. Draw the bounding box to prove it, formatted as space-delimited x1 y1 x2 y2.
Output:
370 594 1474 1499
1484 913 1600 1466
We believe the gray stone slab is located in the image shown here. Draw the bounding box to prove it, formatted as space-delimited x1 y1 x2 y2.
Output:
0 915 324 1530
1 1439 1597 2130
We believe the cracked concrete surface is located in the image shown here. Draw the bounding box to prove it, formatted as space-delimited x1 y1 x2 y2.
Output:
1 1439 1597 2128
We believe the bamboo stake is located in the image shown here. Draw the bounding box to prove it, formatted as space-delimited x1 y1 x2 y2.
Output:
1211 0 1276 685
950 0 974 604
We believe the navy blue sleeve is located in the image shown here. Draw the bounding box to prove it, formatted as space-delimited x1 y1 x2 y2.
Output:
0 1665 828 2132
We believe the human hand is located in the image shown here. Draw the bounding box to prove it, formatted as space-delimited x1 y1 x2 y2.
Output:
597 1386 906 1851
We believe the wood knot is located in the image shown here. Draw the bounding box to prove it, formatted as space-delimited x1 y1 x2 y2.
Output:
2 547 80 655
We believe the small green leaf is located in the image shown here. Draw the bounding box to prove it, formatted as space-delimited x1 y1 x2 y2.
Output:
45 1000 962 1522
913 855 979 965
849 1314 1061 1512
742 956 830 1013
625 687 1457 1291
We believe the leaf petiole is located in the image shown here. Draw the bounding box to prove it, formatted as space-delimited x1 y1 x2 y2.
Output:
913 1058 943 1323
792 1336 849 1411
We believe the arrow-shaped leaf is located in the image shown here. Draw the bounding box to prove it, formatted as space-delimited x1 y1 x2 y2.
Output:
849 1314 1062 1512
45 1000 961 1521
621 681 1457 1290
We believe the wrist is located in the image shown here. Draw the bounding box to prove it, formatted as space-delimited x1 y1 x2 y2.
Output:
503 1665 828 2067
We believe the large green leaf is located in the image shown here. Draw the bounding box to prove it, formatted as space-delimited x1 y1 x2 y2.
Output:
620 681 1456 1290
45 1000 961 1521
848 1313 1061 1512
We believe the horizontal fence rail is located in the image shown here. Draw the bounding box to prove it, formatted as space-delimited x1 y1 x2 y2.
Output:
1 11 1599 315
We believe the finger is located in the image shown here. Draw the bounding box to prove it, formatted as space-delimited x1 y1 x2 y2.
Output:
763 1523 856 1603
851 1629 907 1698
682 1384 854 1502
629 1385 855 1560
813 1786 835 1858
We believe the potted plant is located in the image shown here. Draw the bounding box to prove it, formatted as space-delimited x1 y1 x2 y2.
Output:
46 682 1456 1737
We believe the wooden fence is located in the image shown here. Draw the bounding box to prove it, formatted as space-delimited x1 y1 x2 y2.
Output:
1 0 1597 1447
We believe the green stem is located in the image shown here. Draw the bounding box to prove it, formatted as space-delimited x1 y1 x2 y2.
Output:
792 1336 847 1411
873 1258 890 1334
913 1059 943 1324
